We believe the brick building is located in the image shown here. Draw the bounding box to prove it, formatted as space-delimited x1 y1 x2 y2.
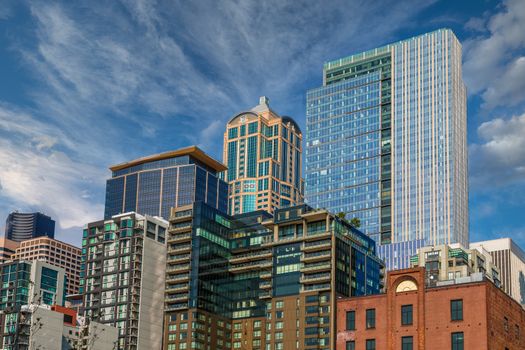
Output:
337 267 525 350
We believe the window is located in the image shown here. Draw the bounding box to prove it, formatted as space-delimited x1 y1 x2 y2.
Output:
504 317 509 332
401 336 413 350
366 309 376 329
365 339 375 350
451 332 464 350
401 305 413 325
450 299 463 321
346 310 355 330
346 341 355 350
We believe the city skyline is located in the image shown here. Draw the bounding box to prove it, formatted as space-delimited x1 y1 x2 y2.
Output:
0 0 524 250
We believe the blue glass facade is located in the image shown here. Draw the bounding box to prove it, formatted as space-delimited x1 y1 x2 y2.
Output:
5 212 55 242
104 148 228 220
306 29 468 270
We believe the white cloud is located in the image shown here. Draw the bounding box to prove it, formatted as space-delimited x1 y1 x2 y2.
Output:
463 0 525 109
0 105 106 235
470 113 525 187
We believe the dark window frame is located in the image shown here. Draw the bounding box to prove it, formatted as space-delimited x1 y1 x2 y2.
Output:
401 336 413 350
401 304 413 325
366 308 376 329
451 332 464 350
346 310 355 331
450 299 463 321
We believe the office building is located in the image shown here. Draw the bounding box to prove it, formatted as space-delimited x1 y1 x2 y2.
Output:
223 96 304 215
470 238 525 306
0 238 19 263
0 304 118 350
0 260 66 311
81 212 168 350
410 243 501 287
5 212 55 242
104 146 228 220
305 29 468 269
336 267 525 350
164 202 384 350
11 236 81 295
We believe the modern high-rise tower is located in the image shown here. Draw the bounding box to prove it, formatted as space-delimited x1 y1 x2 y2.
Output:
104 146 228 220
5 212 55 242
305 29 468 269
223 96 304 215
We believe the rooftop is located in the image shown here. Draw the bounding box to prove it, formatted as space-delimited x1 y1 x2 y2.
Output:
109 145 227 172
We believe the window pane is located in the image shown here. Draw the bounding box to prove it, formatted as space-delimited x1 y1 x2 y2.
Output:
346 311 355 330
346 341 355 350
366 309 376 329
402 336 413 350
451 299 463 321
401 305 413 325
366 339 375 350
451 332 464 350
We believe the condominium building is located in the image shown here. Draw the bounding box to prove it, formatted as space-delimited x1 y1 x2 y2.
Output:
223 96 304 215
164 202 384 350
336 268 525 350
0 260 66 311
11 236 81 295
0 304 119 350
470 238 525 306
410 243 501 287
5 211 55 242
0 238 19 263
305 29 468 269
81 212 168 350
104 146 228 220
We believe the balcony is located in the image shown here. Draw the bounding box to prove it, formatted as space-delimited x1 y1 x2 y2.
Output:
300 273 331 284
166 264 190 273
301 262 331 273
167 273 190 282
229 260 271 273
303 240 331 252
165 284 188 293
259 281 271 289
230 250 272 263
170 245 191 254
168 233 192 243
301 250 331 263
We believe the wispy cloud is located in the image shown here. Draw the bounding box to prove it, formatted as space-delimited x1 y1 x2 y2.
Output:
463 0 525 109
0 0 437 243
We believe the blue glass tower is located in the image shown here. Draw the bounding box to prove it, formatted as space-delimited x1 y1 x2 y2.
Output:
5 212 55 242
306 29 468 269
104 146 229 220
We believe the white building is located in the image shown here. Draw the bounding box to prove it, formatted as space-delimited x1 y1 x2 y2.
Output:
470 238 525 306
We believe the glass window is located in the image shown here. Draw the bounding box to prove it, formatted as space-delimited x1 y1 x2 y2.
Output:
346 341 355 350
346 310 355 330
450 299 463 321
401 336 413 350
366 309 376 329
401 305 413 325
365 339 375 350
451 332 464 350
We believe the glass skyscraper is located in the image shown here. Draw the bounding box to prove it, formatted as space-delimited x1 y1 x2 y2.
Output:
223 96 304 215
306 29 468 269
5 212 55 242
104 146 229 220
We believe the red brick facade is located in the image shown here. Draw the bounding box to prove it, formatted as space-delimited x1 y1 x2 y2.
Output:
337 267 525 350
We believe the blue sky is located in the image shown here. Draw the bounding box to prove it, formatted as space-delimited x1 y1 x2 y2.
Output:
0 0 524 248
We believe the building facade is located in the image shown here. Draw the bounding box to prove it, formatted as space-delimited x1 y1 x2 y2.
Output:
104 146 228 220
336 268 525 350
223 96 304 215
164 202 384 350
0 260 66 311
410 243 501 287
470 238 525 306
11 237 81 296
81 212 168 350
305 29 468 269
0 304 119 350
0 238 19 263
5 212 55 242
